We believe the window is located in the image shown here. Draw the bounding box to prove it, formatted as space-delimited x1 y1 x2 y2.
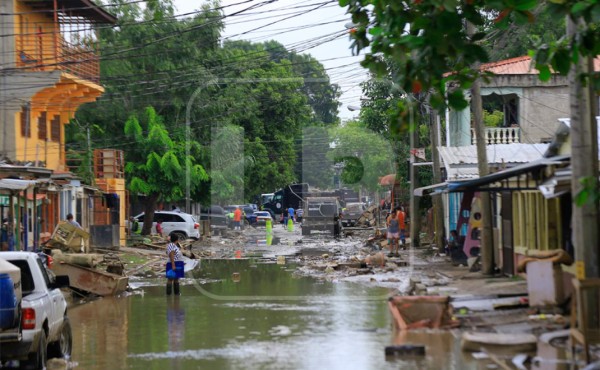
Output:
8 260 34 296
50 115 60 142
36 259 51 288
38 111 47 140
20 105 31 137
171 214 185 222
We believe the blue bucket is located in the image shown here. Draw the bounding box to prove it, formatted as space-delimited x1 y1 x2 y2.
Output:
165 261 185 279
0 273 17 329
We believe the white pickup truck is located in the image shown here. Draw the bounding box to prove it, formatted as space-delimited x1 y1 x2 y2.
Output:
0 252 72 369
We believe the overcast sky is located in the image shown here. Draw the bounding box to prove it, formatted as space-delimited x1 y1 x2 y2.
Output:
172 0 367 120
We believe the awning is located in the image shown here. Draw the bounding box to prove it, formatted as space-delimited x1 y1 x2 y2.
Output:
538 168 572 199
447 155 570 193
379 173 398 186
0 179 38 193
414 182 448 197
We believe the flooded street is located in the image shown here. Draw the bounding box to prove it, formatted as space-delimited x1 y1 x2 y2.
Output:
68 259 481 370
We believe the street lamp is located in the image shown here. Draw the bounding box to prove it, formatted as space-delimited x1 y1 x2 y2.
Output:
347 105 361 111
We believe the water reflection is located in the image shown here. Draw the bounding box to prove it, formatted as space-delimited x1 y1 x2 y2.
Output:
167 297 185 370
68 260 488 370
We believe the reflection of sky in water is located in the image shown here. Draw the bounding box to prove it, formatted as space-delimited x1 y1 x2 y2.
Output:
70 260 482 370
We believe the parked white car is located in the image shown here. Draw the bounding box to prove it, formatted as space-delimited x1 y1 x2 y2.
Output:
254 211 273 225
132 211 200 240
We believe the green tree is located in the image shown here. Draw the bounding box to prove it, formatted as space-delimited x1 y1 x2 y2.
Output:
328 120 396 193
483 110 504 127
124 107 208 235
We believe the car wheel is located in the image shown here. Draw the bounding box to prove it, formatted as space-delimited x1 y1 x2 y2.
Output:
170 231 186 241
48 317 72 359
23 329 47 369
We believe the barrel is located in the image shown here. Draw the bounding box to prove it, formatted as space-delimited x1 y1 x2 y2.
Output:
0 273 17 329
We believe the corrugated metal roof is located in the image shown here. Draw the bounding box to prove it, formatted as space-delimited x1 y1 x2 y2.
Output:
439 143 549 181
0 179 37 192
439 143 549 165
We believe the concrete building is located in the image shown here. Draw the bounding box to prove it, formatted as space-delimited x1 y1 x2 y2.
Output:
0 1 119 250
0 0 116 168
447 56 582 147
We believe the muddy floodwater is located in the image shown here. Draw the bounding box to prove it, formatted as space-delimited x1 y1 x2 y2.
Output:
68 259 481 370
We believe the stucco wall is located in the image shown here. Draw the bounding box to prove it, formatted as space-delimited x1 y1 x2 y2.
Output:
520 86 569 144
482 75 570 144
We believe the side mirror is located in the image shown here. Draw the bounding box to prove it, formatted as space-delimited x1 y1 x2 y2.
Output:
52 275 70 289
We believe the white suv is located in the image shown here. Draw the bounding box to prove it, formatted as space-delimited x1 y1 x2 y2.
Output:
132 211 200 240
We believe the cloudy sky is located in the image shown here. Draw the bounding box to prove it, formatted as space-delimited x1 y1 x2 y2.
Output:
172 0 368 120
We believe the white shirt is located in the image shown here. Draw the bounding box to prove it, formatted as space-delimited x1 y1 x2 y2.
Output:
166 242 183 261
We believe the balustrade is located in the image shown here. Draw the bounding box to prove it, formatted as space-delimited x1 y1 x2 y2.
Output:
471 127 520 144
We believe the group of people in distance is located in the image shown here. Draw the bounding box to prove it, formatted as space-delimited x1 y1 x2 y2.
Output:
386 206 406 257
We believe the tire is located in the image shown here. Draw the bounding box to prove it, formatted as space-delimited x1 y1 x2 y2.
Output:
22 329 47 369
48 317 72 359
170 231 187 241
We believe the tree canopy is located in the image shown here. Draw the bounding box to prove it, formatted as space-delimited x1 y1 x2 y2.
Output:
73 0 342 206
340 0 600 113
124 106 208 234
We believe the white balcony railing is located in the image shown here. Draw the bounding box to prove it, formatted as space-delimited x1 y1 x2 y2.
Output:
471 127 521 145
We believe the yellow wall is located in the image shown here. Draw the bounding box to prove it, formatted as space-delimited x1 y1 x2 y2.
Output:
10 3 103 171
15 1 61 68
14 107 73 169
512 190 563 253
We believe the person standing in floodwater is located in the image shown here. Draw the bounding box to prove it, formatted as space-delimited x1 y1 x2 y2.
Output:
166 234 183 295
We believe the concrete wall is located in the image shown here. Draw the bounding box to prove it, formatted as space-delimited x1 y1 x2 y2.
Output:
519 86 568 143
482 74 570 144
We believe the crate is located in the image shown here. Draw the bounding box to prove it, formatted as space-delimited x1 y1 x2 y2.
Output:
47 221 90 253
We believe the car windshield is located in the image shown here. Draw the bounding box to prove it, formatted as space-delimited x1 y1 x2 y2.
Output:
256 212 270 217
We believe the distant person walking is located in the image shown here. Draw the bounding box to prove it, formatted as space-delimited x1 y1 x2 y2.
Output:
386 211 400 257
288 207 295 222
156 220 164 237
396 207 406 248
66 213 82 229
166 234 183 296
129 216 140 235
233 207 242 231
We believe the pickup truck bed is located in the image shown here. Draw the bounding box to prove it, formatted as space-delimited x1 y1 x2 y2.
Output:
0 252 72 369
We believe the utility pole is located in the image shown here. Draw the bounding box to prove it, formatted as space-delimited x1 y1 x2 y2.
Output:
409 119 420 249
87 126 94 185
429 107 444 250
567 17 599 327
468 21 494 275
